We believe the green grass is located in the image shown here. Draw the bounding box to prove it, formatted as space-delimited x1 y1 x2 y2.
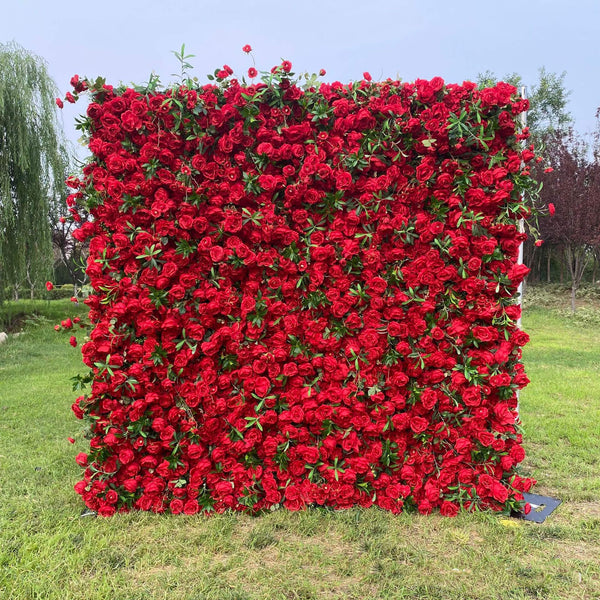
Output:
0 299 599 600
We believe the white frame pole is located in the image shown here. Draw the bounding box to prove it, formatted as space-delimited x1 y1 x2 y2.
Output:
516 86 527 415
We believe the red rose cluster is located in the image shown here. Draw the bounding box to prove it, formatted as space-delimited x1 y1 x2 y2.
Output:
66 69 536 517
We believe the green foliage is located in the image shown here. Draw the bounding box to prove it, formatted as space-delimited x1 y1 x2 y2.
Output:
0 42 70 300
47 284 75 301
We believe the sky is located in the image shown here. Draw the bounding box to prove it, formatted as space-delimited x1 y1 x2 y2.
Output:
2 0 599 158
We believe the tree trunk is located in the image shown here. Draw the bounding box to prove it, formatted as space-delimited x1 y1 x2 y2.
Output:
564 243 591 314
559 254 565 283
547 248 552 283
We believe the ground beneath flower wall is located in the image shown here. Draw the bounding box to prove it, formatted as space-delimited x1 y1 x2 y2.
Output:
0 299 599 600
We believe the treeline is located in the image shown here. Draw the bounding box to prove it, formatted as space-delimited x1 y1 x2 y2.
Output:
524 130 600 312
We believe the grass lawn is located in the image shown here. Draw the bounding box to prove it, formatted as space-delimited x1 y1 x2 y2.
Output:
0 298 599 600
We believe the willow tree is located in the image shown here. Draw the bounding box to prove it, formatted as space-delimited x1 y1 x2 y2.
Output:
0 42 69 300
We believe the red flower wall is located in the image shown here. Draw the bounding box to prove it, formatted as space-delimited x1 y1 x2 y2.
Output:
65 70 536 516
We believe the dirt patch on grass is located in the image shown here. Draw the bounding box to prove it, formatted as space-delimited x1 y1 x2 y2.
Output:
553 540 599 563
228 528 365 599
566 501 600 519
133 563 177 580
554 500 600 522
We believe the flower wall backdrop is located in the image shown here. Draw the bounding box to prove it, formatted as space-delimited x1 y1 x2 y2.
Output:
62 61 537 516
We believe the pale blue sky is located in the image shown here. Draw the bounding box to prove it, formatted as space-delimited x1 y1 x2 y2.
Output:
2 0 599 155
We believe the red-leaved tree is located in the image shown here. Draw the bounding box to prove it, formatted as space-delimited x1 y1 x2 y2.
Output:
538 131 600 311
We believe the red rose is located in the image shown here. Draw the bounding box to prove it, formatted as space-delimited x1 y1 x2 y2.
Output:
410 416 429 434
223 212 243 233
420 388 437 410
491 483 509 503
302 446 320 463
509 445 526 462
187 444 204 460
209 246 225 262
368 277 387 294
358 328 380 349
98 505 116 517
283 363 298 377
462 386 481 407
489 373 511 388
334 171 353 189
477 431 495 447
183 499 199 515
467 257 482 272
258 174 277 191
75 452 88 466
254 377 271 397
118 448 135 465
440 501 459 517
243 44 252 53
455 438 472 454
416 161 435 182
46 281 54 291
121 110 141 132
248 68 257 78
105 490 119 504
512 330 530 346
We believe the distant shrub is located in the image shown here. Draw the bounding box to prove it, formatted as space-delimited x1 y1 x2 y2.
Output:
47 284 74 300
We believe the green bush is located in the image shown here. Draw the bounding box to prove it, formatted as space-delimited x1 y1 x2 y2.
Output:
47 284 74 301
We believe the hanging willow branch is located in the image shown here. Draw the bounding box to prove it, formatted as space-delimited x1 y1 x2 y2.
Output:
0 41 69 299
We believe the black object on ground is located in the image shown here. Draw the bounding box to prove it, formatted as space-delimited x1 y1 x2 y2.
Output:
516 492 562 523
